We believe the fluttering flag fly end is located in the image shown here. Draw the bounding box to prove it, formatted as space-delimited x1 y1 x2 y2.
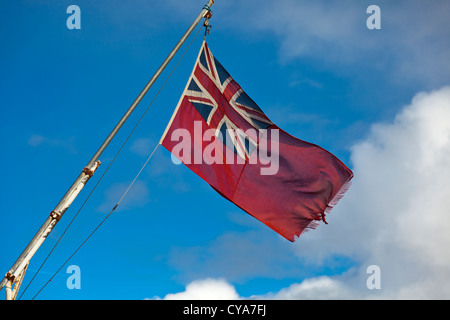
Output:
161 41 353 241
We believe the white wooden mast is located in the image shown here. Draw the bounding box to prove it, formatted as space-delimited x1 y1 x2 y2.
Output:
0 0 214 300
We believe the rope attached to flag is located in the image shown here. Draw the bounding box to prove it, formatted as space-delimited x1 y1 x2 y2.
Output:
22 24 204 300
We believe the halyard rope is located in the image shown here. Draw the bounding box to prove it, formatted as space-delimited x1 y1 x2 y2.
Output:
23 24 203 300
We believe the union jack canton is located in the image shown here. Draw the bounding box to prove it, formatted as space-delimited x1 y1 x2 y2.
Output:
180 41 274 161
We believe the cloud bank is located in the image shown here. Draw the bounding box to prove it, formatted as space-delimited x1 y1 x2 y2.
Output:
162 278 240 300
161 85 450 299
213 0 450 87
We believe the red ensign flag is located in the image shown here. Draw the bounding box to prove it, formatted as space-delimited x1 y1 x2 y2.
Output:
160 41 353 241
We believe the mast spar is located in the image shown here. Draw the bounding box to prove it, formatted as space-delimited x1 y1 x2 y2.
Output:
1 0 214 300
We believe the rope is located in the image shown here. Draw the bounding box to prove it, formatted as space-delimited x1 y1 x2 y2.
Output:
113 143 160 211
31 143 160 300
24 23 203 300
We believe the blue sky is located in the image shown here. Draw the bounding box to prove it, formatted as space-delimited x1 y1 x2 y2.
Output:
1 0 450 300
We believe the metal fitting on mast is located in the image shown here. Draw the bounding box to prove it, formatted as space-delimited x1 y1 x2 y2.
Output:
203 3 213 36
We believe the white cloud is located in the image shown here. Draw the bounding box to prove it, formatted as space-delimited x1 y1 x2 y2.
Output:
163 85 450 299
97 180 151 213
28 134 47 147
161 278 240 300
253 276 357 300
129 138 155 157
288 85 450 299
27 134 78 153
213 0 450 87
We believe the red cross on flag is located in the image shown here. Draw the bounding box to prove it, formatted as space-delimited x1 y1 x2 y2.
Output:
160 41 353 241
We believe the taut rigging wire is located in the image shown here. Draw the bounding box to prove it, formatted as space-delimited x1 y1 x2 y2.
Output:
19 23 204 300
